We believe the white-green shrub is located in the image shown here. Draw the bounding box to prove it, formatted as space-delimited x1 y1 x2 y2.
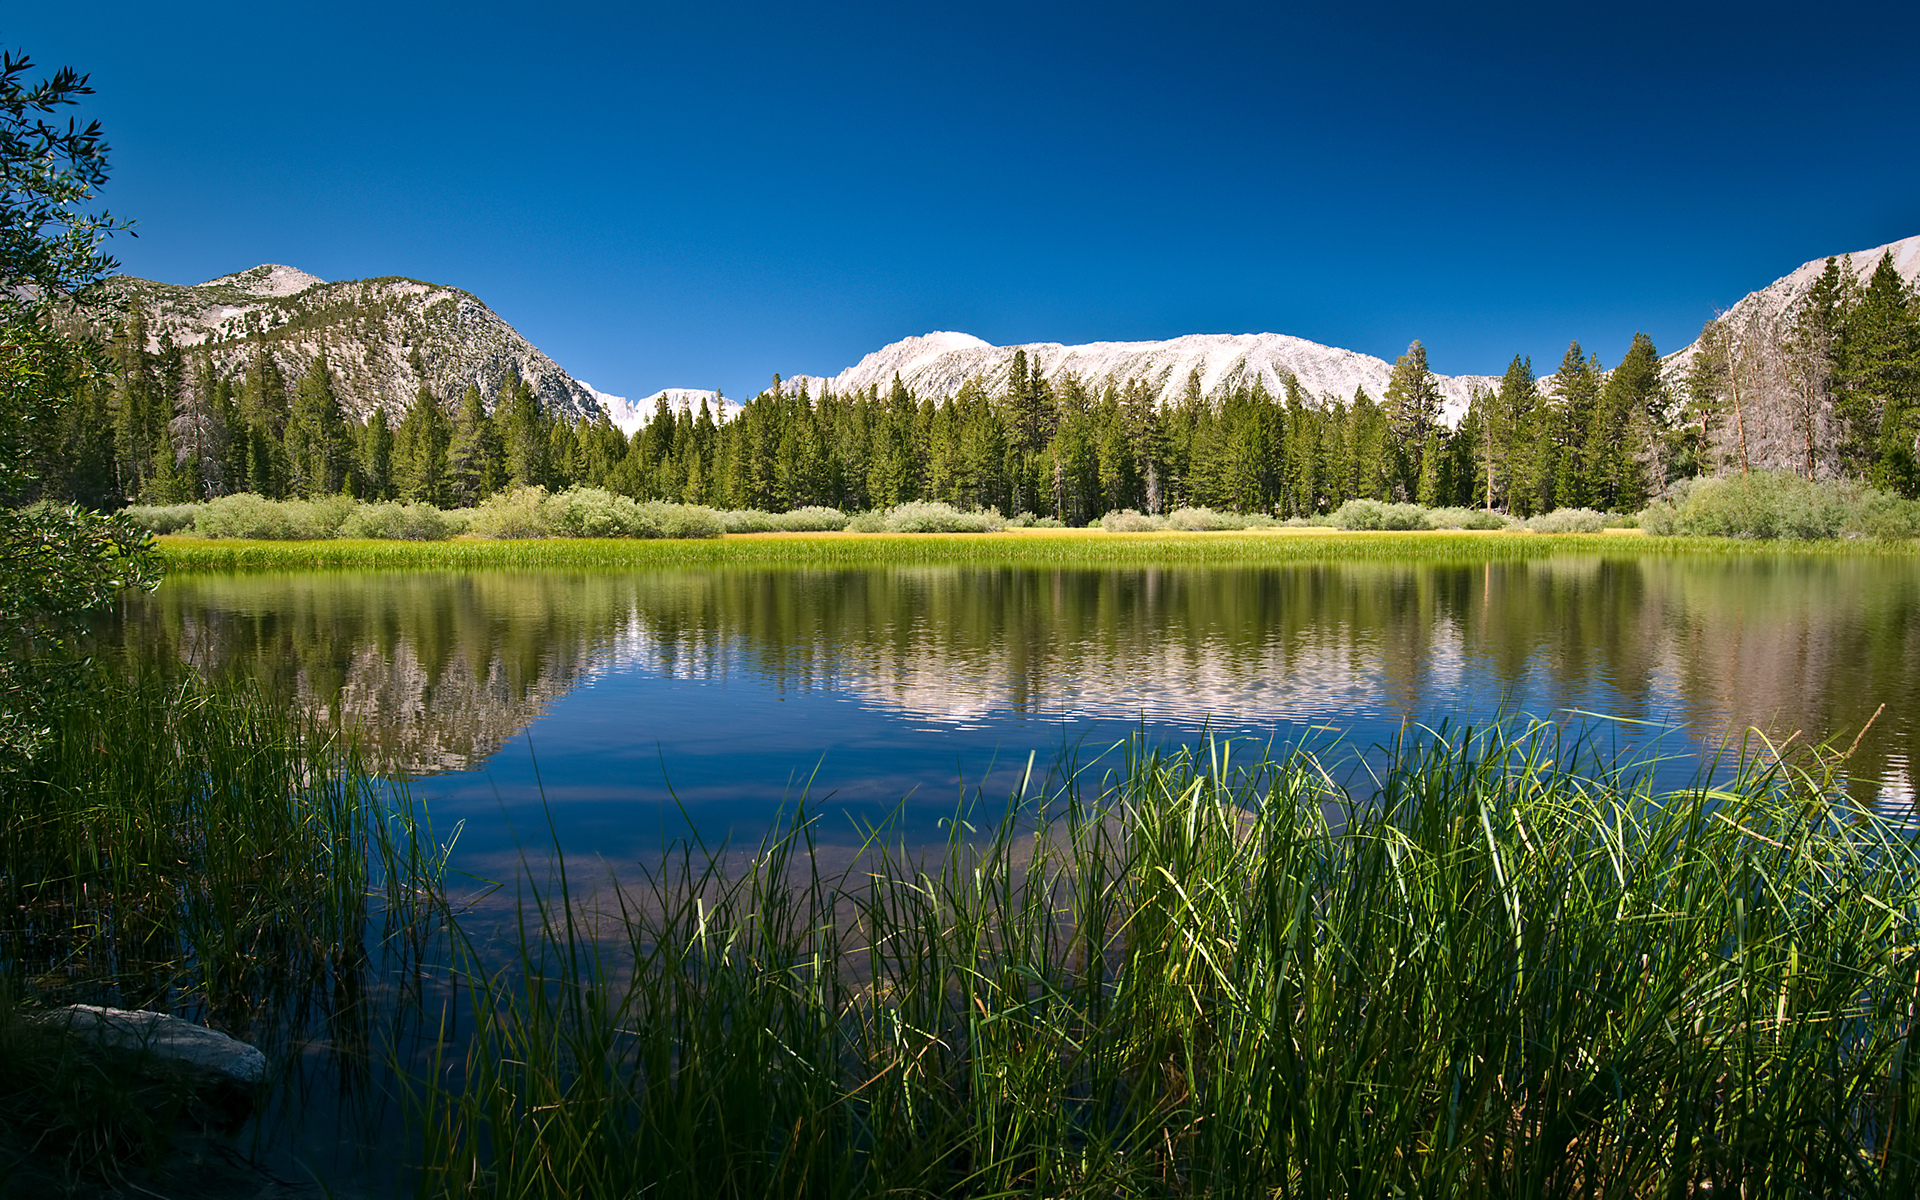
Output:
631 501 725 539
466 487 560 538
121 503 202 534
1425 506 1512 530
1330 499 1430 531
1100 509 1164 532
337 501 463 540
1525 507 1608 534
194 493 356 540
887 501 1005 533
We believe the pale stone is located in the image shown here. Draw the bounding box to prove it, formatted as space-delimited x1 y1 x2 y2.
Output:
37 1004 266 1087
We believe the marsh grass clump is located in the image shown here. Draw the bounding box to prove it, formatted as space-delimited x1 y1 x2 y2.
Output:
407 722 1920 1197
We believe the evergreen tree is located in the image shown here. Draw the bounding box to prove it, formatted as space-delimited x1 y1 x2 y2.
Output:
1839 252 1919 495
358 407 395 500
1586 333 1660 510
447 384 503 503
498 373 551 489
394 385 452 505
1382 340 1442 499
284 351 349 497
1550 342 1600 509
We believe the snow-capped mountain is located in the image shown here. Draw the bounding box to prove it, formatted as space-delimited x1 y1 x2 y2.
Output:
788 330 1503 425
588 385 742 436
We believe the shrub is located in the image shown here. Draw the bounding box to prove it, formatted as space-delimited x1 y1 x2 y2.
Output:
1641 471 1920 540
1525 508 1608 534
1425 507 1512 530
872 502 1005 533
631 501 725 539
844 509 886 533
1164 507 1234 531
465 487 560 539
1100 509 1163 532
1330 499 1430 531
721 509 781 533
772 506 850 532
120 503 201 535
337 501 462 541
194 493 355 540
552 488 646 538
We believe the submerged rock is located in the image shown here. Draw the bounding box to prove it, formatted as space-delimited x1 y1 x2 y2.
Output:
37 1005 266 1088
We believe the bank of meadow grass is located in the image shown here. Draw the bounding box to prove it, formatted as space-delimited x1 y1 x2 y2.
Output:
407 721 1920 1197
152 524 1920 573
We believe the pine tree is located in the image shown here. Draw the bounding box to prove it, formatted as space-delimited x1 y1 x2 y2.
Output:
284 352 349 497
1550 342 1600 509
1383 340 1442 500
1840 252 1919 495
358 407 395 500
448 385 503 503
1585 333 1659 510
395 385 452 505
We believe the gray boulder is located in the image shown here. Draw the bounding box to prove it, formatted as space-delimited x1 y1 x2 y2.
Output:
36 1004 266 1088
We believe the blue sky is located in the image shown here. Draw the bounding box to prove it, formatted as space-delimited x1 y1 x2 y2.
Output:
12 1 1919 401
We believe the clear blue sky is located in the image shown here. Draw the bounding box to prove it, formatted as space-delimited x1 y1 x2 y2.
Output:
12 1 1919 401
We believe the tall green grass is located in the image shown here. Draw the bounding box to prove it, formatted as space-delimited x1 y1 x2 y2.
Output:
153 527 1920 574
0 660 447 1180
405 723 1920 1197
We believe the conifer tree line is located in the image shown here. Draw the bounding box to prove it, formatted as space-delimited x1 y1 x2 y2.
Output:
16 250 1919 517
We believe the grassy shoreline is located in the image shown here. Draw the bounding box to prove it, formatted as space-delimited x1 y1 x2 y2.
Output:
153 526 1920 573
407 723 1920 1196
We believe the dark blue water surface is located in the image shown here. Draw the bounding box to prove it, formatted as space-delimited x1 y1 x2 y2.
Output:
112 553 1920 880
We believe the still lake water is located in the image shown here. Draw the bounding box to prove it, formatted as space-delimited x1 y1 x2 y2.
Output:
104 550 1920 877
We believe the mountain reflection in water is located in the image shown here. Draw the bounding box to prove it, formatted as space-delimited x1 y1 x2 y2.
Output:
103 555 1920 815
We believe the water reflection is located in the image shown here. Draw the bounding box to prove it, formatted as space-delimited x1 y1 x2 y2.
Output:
105 555 1920 810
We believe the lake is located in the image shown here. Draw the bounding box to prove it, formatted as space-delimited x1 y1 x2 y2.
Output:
103 549 1920 880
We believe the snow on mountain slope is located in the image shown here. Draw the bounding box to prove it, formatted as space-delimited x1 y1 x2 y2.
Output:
589 385 740 436
789 331 1501 425
1666 233 1920 374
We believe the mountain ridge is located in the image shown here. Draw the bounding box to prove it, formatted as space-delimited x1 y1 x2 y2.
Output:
103 265 603 423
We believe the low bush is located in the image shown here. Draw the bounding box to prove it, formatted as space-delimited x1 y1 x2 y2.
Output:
194 493 356 540
726 505 852 532
866 501 1005 533
1099 509 1164 532
1525 507 1608 534
465 487 560 538
120 503 201 534
1330 499 1430 530
630 501 725 539
1425 506 1511 530
1640 471 1920 540
337 501 464 541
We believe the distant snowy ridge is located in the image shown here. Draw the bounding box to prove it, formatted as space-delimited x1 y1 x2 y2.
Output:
1666 233 1920 373
590 385 741 436
786 330 1502 426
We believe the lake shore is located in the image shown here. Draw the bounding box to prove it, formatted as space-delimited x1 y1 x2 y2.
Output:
151 525 1920 573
